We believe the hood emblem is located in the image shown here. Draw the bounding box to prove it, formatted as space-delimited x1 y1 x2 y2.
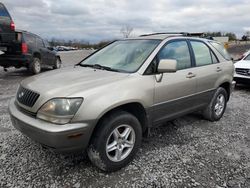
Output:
18 92 25 98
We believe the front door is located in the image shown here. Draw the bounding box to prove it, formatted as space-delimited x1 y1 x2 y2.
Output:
153 40 197 124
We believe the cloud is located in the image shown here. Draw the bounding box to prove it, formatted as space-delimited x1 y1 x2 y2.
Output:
2 0 250 42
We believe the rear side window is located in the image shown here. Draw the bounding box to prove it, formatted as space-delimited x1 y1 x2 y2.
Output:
191 41 213 66
158 40 191 70
23 34 36 47
209 41 231 60
36 38 44 48
0 4 10 17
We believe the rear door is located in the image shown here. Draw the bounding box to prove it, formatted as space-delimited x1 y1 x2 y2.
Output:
188 40 221 105
153 39 197 123
0 3 15 43
44 40 56 65
36 37 49 64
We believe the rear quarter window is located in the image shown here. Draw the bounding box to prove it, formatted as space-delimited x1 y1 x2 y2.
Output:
209 41 231 60
0 4 10 17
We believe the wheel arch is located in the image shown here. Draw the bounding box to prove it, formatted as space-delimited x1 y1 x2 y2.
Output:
33 52 41 60
92 102 149 137
219 82 231 101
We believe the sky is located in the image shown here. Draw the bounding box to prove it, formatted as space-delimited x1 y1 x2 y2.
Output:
2 0 250 43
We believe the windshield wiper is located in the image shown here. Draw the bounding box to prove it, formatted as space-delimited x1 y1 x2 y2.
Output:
79 64 121 72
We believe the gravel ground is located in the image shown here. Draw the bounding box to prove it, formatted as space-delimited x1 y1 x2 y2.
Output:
0 50 250 187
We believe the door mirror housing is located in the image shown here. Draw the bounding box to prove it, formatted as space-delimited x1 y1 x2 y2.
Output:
158 59 177 73
47 47 54 51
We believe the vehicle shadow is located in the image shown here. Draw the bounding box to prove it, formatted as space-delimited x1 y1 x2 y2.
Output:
234 83 250 92
34 112 204 175
0 67 53 79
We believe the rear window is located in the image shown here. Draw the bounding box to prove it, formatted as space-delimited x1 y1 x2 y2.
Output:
0 4 10 17
209 41 231 60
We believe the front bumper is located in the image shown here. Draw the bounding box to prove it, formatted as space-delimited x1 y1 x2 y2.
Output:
234 73 250 84
9 98 94 153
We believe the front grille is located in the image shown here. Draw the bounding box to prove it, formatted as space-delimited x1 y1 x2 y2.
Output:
16 86 40 107
235 68 250 76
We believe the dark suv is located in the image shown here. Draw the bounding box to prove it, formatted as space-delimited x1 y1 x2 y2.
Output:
0 30 61 74
0 3 15 45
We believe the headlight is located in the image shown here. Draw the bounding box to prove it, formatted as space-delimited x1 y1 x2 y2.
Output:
37 98 83 124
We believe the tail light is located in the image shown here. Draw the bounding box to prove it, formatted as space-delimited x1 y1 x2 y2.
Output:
22 43 28 54
10 20 15 31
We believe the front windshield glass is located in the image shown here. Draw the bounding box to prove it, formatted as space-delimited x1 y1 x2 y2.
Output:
80 40 161 72
243 54 250 61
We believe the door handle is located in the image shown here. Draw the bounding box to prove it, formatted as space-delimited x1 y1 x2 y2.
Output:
216 67 222 72
186 72 196 78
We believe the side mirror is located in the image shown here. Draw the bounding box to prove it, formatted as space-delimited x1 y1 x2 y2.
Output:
158 59 177 73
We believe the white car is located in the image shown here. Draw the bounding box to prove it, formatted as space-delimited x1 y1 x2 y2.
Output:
234 51 250 84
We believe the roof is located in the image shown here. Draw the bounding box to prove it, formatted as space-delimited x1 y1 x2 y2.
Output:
15 29 42 39
131 32 205 40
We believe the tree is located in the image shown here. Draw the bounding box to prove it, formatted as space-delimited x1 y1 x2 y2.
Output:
225 32 237 41
120 25 133 38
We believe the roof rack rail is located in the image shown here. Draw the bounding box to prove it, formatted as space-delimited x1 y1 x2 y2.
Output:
139 32 190 37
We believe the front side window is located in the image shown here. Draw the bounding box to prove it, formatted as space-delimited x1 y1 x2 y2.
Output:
191 41 213 66
81 40 160 73
158 40 191 70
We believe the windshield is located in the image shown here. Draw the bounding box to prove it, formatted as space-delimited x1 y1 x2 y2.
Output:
243 54 250 61
80 40 161 73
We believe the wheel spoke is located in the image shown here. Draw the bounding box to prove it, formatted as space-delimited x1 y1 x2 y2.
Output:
121 127 131 140
115 148 123 160
219 96 224 104
107 141 117 152
215 103 219 110
113 128 121 141
124 140 134 148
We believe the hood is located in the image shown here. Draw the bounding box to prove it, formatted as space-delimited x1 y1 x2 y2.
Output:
21 66 129 97
234 60 250 69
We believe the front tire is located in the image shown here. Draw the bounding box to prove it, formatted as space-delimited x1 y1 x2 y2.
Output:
203 87 228 121
53 57 61 69
87 111 142 172
29 57 41 74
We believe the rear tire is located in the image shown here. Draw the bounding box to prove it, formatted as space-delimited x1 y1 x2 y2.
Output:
53 57 61 69
29 57 41 74
202 87 227 121
87 111 142 172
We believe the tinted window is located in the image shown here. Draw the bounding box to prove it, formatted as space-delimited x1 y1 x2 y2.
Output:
209 41 231 60
158 41 191 70
44 40 50 48
36 38 44 48
23 34 36 47
0 4 10 17
191 41 213 66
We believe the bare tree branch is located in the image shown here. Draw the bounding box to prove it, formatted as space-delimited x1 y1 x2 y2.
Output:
120 25 133 38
